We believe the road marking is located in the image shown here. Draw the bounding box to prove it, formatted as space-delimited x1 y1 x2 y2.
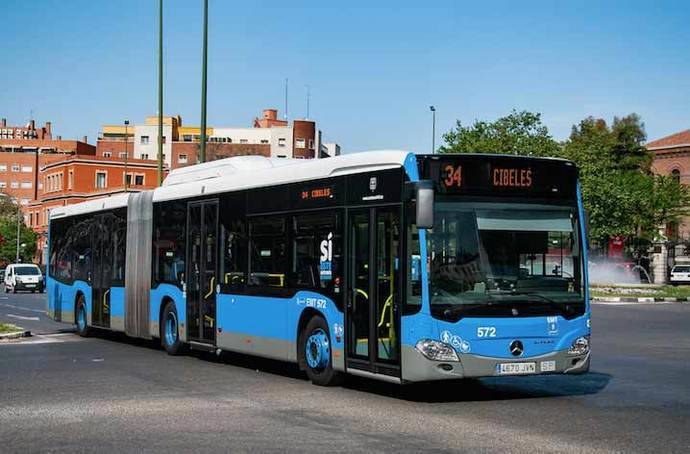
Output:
0 303 46 313
592 301 674 306
0 333 82 346
6 313 40 321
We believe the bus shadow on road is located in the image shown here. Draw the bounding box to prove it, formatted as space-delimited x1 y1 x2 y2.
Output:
348 373 612 403
85 330 611 402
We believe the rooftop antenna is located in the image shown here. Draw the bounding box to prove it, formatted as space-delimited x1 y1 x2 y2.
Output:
284 78 289 120
306 85 310 120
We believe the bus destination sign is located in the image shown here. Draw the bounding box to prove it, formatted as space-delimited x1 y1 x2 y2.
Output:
421 155 577 199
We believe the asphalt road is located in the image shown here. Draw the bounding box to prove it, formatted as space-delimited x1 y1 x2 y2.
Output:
1 293 689 453
0 290 72 334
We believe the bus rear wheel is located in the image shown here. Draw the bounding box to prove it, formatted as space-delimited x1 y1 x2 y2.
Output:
76 295 90 337
161 302 182 356
301 316 341 386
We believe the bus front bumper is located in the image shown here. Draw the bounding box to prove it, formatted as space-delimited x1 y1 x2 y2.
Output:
401 345 590 383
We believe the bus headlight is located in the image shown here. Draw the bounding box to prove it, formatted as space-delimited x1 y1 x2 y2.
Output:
568 336 590 356
415 339 460 362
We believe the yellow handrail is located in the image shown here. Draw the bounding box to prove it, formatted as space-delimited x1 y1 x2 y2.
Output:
377 294 393 328
103 289 110 313
204 276 216 299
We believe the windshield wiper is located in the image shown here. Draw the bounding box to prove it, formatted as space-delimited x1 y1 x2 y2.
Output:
441 294 527 319
508 291 583 317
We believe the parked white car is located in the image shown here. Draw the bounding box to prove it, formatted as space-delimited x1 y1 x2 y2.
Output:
669 265 690 286
3 263 44 293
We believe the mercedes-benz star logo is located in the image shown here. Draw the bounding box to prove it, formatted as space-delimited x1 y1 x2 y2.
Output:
510 340 524 357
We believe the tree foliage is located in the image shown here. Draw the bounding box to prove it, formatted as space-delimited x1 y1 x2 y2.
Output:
439 111 690 247
439 110 560 157
0 197 37 265
560 114 690 244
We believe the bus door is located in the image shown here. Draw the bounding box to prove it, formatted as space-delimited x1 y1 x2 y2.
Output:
91 214 111 328
346 207 401 376
186 200 218 344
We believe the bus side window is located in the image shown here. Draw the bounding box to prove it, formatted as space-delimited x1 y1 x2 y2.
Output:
220 220 247 289
248 216 287 288
72 217 93 283
153 201 186 287
405 223 422 315
292 212 342 309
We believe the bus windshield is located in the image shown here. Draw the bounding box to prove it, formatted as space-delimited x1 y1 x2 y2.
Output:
427 201 584 321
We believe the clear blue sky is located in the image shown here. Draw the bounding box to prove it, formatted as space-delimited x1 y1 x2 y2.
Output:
1 0 689 153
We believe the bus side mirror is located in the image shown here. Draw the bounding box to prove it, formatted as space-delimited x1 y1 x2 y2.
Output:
416 180 435 229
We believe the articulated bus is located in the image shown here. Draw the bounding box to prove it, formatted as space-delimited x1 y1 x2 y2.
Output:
47 151 590 385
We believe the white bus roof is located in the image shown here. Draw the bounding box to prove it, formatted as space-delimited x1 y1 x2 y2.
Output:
50 150 413 219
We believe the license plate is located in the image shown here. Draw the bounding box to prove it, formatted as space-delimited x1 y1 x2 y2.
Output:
25 284 36 288
496 362 536 375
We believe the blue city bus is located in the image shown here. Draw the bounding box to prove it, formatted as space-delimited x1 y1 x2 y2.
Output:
46 151 590 385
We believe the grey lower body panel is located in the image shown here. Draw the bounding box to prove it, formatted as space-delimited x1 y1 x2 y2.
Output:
110 316 125 332
401 345 590 383
216 331 345 372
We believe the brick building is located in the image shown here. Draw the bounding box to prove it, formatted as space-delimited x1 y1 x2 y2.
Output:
649 129 690 239
28 154 161 264
0 118 96 208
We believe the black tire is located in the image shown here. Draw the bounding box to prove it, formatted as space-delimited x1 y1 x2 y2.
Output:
301 316 342 386
12 285 17 294
161 301 183 355
75 295 90 337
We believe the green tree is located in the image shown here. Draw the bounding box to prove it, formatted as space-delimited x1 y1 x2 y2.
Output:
561 114 690 246
439 110 560 157
0 197 37 265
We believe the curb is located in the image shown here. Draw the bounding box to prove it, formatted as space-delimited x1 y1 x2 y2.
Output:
0 330 32 340
592 296 690 303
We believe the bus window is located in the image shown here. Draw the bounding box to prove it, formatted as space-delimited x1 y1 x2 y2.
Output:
249 216 287 288
405 223 422 315
71 217 92 283
292 212 342 308
220 218 247 288
153 201 186 286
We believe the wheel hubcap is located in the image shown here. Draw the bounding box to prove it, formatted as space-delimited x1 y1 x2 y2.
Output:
165 312 178 346
305 328 330 370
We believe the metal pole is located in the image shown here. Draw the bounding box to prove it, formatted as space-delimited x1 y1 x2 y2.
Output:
157 0 164 186
430 106 436 154
16 201 20 262
124 120 129 191
199 0 209 163
306 85 310 119
284 78 288 120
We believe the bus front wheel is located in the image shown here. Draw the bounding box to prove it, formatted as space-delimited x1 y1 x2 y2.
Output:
301 316 341 386
76 295 90 337
161 302 182 356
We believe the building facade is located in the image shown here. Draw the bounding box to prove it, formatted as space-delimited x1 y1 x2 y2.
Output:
649 129 690 239
28 154 161 264
649 129 690 283
0 117 96 209
97 109 338 170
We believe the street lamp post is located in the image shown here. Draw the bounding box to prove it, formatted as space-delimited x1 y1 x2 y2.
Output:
124 120 130 191
15 199 21 262
157 0 164 186
199 0 209 163
429 106 436 154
